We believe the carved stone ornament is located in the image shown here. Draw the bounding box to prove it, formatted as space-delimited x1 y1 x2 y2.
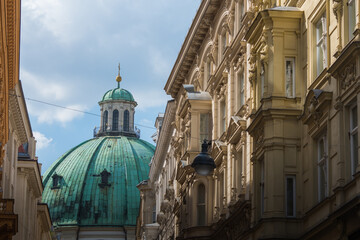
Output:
332 0 343 21
165 186 175 201
248 47 257 86
340 63 356 89
260 34 269 64
160 200 171 213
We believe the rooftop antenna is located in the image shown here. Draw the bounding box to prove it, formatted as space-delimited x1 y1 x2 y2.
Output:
116 63 122 88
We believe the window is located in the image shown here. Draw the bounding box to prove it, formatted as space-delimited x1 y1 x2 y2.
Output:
348 0 356 41
197 184 206 226
350 104 358 175
124 110 129 131
238 68 245 107
235 151 243 194
317 134 328 201
285 175 296 217
285 58 295 98
315 13 327 76
52 173 62 189
260 160 265 215
220 100 226 134
152 205 156 223
112 110 119 131
200 113 211 144
204 59 211 90
222 32 227 55
103 110 108 131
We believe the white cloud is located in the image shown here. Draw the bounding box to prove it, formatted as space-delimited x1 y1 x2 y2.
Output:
148 48 172 78
21 69 87 125
21 70 68 101
33 131 53 150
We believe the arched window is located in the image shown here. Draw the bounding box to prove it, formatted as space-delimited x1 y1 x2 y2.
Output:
112 110 119 131
103 110 108 131
124 110 129 131
197 183 206 226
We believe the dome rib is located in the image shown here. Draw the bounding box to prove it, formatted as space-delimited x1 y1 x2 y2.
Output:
42 136 154 228
76 137 107 225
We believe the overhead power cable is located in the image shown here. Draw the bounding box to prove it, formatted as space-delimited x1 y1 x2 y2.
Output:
10 93 156 130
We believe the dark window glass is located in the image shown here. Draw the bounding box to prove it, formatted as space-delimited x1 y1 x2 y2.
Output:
103 110 108 131
197 184 206 226
124 110 129 131
112 110 119 131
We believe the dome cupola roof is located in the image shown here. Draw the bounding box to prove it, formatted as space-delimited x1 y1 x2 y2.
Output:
100 88 135 102
42 136 155 227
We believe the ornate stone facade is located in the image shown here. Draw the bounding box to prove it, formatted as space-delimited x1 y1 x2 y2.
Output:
138 0 360 239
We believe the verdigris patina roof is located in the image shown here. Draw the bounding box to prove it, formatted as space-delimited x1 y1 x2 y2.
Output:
100 87 135 103
42 136 155 227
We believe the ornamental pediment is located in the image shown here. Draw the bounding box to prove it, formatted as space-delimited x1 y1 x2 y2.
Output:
211 140 227 166
226 116 246 144
328 40 360 94
302 89 332 126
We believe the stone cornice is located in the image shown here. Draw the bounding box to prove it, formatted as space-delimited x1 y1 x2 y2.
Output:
149 100 176 182
165 0 221 98
18 159 43 198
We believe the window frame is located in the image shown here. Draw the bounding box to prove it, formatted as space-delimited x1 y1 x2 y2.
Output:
285 57 295 98
350 103 358 176
285 175 296 217
347 0 356 42
317 133 328 201
314 12 327 77
197 183 206 226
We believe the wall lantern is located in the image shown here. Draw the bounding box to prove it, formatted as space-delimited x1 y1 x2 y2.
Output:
191 140 216 176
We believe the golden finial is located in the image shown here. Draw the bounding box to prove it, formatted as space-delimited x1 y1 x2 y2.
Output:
116 63 122 88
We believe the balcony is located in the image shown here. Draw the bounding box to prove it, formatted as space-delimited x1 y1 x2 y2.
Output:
93 124 140 138
0 198 18 239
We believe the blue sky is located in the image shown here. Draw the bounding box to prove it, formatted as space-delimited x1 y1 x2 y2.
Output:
20 0 201 174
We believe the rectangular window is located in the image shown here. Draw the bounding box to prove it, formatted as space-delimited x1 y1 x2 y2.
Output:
152 205 156 223
207 60 211 81
285 58 295 98
260 160 265 215
316 13 327 76
348 0 356 41
222 32 227 55
317 134 328 201
235 151 243 193
350 104 358 175
238 69 245 108
285 175 296 217
200 113 211 144
220 100 226 134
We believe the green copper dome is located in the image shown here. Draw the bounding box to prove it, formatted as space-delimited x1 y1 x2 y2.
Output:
42 136 155 227
100 88 135 102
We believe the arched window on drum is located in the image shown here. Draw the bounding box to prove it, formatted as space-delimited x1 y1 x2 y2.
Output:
112 110 119 131
124 110 129 131
103 110 108 131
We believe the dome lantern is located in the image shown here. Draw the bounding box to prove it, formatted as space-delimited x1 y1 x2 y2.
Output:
95 65 139 138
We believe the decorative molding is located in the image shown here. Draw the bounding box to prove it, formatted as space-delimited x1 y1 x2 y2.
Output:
340 63 356 89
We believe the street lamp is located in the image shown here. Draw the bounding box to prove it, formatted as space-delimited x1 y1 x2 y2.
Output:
191 140 216 176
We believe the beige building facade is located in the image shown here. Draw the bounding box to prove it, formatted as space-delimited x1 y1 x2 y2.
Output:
138 0 360 239
0 0 53 239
